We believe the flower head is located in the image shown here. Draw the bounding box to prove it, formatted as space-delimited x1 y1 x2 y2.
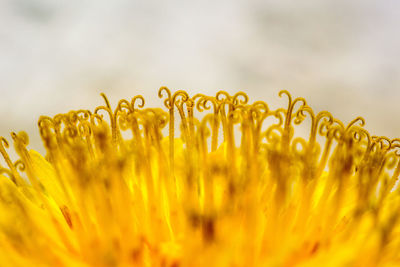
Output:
0 88 399 266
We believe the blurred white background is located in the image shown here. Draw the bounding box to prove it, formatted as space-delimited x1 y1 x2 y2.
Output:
0 0 399 152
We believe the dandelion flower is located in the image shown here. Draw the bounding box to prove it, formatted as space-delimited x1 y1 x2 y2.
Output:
0 88 400 266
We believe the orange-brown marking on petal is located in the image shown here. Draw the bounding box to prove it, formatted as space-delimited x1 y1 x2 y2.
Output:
60 205 73 229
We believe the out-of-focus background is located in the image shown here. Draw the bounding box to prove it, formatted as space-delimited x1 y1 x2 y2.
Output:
1 0 399 152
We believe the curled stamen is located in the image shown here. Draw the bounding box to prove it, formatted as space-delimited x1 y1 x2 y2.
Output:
216 91 232 103
95 94 119 146
232 92 249 106
372 136 391 151
13 159 25 172
346 117 365 130
132 95 145 111
158 86 172 109
279 91 307 145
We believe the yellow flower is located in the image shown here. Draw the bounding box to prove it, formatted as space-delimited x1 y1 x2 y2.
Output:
1 87 400 266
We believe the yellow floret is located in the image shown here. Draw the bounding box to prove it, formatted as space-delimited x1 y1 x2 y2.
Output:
0 88 399 266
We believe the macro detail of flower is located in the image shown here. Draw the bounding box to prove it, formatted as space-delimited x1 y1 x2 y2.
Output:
1 87 400 266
